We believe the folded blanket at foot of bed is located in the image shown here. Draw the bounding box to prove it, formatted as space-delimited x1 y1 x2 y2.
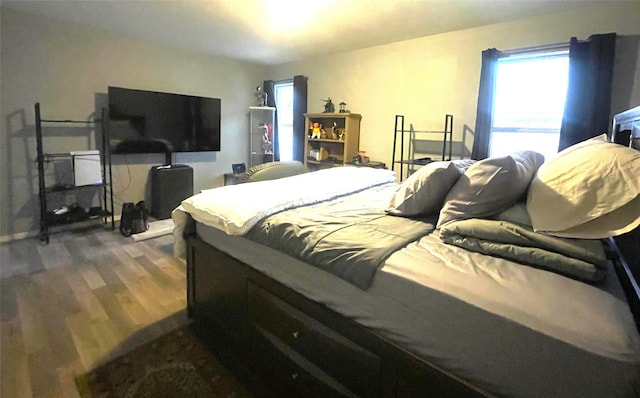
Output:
248 206 436 290
439 218 607 283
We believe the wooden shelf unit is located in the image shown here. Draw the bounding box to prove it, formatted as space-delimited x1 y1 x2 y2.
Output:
304 112 361 170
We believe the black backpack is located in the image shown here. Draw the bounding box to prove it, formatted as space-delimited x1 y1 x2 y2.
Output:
120 201 149 237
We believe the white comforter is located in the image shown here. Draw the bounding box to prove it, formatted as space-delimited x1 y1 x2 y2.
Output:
172 167 396 258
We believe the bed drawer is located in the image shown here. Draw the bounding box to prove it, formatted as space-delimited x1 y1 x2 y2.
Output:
248 281 381 397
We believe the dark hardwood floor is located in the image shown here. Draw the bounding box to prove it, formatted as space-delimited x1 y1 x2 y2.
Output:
0 225 188 398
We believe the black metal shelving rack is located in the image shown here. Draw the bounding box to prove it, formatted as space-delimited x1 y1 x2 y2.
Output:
35 102 115 243
391 114 453 181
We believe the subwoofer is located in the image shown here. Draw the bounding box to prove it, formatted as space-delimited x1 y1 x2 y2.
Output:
150 164 193 220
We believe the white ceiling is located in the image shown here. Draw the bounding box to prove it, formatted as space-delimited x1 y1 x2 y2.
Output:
2 0 607 65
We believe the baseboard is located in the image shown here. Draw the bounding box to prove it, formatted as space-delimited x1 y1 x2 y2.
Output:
0 230 39 243
0 215 122 244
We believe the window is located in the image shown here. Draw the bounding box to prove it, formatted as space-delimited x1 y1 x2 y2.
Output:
274 81 294 161
489 50 569 160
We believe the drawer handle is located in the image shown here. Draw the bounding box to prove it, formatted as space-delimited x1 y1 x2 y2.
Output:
292 331 299 339
291 372 298 380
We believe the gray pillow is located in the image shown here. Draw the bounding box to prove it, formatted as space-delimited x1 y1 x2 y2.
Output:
387 161 462 217
238 161 305 183
437 151 544 228
450 159 476 173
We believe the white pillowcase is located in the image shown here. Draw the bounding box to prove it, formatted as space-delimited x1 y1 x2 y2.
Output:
437 151 545 228
387 161 462 217
526 136 640 238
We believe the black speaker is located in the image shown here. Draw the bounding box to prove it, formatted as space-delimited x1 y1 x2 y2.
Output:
150 164 193 220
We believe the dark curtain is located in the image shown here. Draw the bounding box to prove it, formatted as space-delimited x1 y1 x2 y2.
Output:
558 33 616 150
262 80 278 160
292 75 308 162
471 48 500 160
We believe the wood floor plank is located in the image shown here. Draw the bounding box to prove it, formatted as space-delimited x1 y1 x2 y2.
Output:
1 318 34 398
36 240 72 271
120 242 146 258
1 226 190 397
130 271 176 311
0 239 46 278
92 228 123 252
114 289 154 327
0 274 24 320
80 266 106 290
64 268 92 297
92 252 131 287
61 239 90 267
89 318 124 365
56 360 83 398
112 265 166 320
110 245 149 277
135 255 185 304
31 273 81 369
73 289 109 322
136 254 179 285
27 348 62 398
36 268 83 316
133 241 164 262
154 257 187 281
65 311 103 370
16 282 49 355
92 284 136 338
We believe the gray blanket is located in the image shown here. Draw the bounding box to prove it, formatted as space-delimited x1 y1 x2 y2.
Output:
439 219 607 283
246 191 435 289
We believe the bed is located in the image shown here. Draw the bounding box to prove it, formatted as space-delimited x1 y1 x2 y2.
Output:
173 106 640 397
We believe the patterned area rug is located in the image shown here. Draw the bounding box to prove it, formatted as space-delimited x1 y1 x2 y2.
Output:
75 325 257 398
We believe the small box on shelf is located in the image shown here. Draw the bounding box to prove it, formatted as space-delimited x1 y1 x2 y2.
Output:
308 147 330 161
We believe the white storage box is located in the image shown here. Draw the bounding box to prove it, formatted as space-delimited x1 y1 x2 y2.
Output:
70 150 103 186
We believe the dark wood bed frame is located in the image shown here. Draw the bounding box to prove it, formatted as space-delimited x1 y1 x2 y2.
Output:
610 105 640 331
186 106 640 397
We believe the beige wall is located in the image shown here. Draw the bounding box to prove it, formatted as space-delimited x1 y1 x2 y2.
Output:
269 2 640 169
1 8 267 239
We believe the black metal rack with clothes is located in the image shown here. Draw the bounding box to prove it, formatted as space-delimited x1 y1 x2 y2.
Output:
34 102 114 243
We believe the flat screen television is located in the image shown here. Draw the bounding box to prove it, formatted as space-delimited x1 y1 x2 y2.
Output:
108 86 221 154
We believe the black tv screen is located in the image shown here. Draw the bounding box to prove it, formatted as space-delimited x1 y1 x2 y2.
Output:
108 86 221 154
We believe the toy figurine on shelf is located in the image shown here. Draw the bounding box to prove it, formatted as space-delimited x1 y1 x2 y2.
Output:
255 85 268 106
310 122 322 139
322 98 335 113
320 124 328 139
339 101 349 113
259 123 273 153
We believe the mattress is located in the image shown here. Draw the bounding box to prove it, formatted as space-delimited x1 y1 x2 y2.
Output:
194 185 640 397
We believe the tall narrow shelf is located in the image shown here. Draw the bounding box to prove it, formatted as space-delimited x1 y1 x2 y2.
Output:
304 113 361 170
391 114 453 181
35 103 114 244
249 106 276 167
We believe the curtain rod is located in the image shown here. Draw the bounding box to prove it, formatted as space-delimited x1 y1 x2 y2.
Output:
274 78 293 84
501 42 569 57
